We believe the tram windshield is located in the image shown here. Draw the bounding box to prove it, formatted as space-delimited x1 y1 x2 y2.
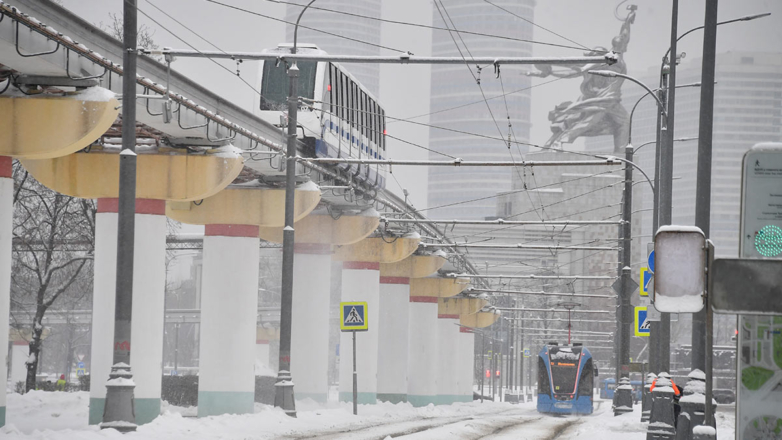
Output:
260 61 318 111
549 346 581 394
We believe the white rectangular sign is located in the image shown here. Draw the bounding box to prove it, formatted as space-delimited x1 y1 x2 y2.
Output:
737 143 782 438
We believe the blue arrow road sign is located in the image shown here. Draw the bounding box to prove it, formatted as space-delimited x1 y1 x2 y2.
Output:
640 268 653 297
77 361 85 369
648 250 655 273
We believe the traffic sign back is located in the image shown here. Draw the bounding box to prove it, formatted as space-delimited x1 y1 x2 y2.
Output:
340 302 368 331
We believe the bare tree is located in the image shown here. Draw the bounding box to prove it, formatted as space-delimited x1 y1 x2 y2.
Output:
100 12 164 62
11 162 96 392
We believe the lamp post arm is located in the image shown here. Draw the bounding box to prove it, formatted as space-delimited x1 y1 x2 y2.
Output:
594 154 655 195
662 12 771 60
588 71 667 120
292 0 318 54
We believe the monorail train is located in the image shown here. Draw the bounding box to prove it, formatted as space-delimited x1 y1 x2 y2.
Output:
255 44 386 189
537 342 595 415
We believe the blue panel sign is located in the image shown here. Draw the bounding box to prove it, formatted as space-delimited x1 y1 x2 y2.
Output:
340 302 368 331
648 250 655 273
634 306 650 337
77 361 85 369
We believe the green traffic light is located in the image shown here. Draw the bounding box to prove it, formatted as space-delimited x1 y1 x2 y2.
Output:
755 225 782 257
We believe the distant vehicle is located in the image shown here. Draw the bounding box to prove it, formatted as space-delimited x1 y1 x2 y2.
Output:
536 342 594 415
255 44 387 189
712 388 735 404
600 378 643 401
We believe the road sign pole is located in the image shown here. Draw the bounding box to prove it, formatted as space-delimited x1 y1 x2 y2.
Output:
704 241 715 426
352 330 357 416
480 332 485 403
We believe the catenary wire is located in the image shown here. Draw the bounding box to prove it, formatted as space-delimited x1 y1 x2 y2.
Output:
203 0 407 53
481 0 594 52
259 0 591 52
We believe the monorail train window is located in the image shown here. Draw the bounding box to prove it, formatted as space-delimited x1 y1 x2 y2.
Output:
537 357 550 394
328 63 334 119
578 358 593 396
260 61 317 111
369 99 376 145
380 109 386 151
361 91 367 138
350 81 359 128
339 71 350 121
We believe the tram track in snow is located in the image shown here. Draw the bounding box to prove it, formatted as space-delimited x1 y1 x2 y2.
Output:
279 406 538 440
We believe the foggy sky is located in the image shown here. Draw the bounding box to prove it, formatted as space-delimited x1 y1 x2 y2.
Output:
59 0 782 210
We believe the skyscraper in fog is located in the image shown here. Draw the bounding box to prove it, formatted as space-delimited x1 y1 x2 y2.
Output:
285 0 382 97
427 0 535 219
588 51 782 260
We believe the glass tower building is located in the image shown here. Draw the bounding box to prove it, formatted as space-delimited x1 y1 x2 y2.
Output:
427 0 535 219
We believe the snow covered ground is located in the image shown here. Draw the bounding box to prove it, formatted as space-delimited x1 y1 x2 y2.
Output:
1 391 736 439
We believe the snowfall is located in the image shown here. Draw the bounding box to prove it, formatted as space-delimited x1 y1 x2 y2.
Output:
0 390 735 439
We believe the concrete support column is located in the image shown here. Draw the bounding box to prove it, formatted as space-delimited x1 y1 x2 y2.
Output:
407 296 438 407
88 198 166 425
255 339 271 374
436 314 460 405
290 243 332 403
197 224 260 417
0 156 12 427
338 261 380 404
377 276 410 403
10 341 28 385
457 328 476 402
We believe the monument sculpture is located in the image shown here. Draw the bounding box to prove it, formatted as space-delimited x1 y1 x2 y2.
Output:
528 3 637 153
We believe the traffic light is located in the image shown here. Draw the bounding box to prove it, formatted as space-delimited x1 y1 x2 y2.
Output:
495 370 501 378
485 369 490 378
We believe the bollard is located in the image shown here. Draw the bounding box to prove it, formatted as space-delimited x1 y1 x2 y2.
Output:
100 363 137 433
642 373 657 423
692 425 716 440
646 377 676 440
674 413 691 440
614 376 634 416
679 369 716 435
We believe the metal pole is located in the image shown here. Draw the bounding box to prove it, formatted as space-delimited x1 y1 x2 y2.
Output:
620 147 634 373
704 241 715 426
655 0 680 376
101 0 138 431
174 323 179 372
352 330 357 416
480 332 485 402
692 0 719 374
274 0 316 418
151 50 615 66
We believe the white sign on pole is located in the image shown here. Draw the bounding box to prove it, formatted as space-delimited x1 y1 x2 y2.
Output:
737 143 782 438
653 226 706 313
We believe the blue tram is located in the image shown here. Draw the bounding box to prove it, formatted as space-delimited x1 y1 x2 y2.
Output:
536 342 594 415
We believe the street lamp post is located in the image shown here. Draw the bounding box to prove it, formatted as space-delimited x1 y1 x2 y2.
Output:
274 0 317 418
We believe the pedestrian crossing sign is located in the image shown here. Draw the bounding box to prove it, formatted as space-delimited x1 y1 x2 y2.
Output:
634 306 650 337
340 302 368 331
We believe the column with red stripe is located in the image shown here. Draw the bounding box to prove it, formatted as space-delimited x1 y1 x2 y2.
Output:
197 224 260 417
88 198 167 425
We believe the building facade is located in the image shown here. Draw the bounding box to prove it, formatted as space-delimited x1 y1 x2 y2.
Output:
427 0 535 219
285 0 382 97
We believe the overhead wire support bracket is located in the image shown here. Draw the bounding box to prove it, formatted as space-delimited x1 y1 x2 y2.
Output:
302 158 622 167
145 49 620 67
383 218 623 226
